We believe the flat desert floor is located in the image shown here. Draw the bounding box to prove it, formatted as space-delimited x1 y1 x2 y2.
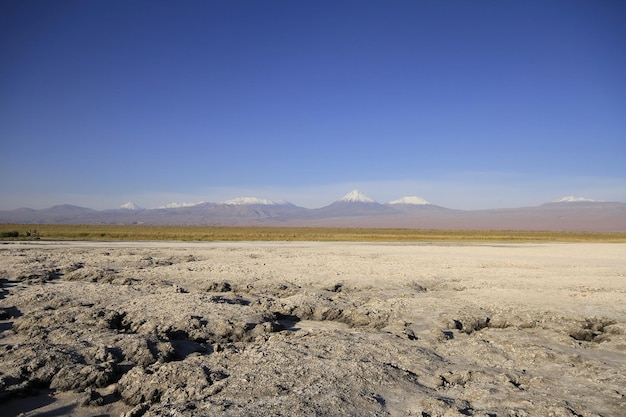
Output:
1 241 625 416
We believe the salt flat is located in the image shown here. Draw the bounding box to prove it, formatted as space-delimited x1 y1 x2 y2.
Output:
1 241 625 416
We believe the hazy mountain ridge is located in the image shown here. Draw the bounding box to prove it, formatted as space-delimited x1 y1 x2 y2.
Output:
554 196 598 203
388 196 431 205
1 192 625 231
222 197 293 206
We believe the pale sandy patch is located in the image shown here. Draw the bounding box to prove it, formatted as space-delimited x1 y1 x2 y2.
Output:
1 242 624 416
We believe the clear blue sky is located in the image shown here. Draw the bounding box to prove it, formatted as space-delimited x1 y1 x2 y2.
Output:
1 0 625 209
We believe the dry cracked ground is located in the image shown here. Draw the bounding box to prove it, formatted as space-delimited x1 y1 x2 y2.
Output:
0 241 625 417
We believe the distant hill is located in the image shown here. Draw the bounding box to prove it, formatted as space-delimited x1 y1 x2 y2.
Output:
1 192 625 231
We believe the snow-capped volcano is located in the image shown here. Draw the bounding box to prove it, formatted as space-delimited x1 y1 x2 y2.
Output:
315 190 394 217
338 190 376 203
222 197 289 206
120 202 142 210
388 196 431 205
555 196 598 203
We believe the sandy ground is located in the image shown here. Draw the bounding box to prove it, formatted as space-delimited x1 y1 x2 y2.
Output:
0 241 625 417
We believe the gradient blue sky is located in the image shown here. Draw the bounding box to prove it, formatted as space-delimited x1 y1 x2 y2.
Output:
2 0 625 210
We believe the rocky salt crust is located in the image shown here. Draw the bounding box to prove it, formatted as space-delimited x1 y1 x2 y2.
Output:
0 241 625 416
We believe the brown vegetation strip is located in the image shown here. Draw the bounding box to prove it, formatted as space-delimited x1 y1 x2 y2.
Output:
2 224 626 242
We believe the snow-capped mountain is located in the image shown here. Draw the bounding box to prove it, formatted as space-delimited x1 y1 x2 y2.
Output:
338 190 376 203
156 201 205 209
120 202 143 210
386 196 451 213
388 196 431 205
222 197 290 206
555 196 598 203
1 190 625 231
315 190 395 217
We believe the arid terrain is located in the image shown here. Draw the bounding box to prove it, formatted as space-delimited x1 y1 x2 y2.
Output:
1 241 625 416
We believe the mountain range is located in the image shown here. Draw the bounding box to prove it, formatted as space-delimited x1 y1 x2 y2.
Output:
1 190 625 232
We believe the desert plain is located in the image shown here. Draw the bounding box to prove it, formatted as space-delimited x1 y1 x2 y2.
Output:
0 240 625 417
